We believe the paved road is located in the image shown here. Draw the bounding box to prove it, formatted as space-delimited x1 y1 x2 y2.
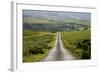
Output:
41 33 76 61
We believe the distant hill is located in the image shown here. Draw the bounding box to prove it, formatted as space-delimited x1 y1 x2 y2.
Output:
23 10 91 32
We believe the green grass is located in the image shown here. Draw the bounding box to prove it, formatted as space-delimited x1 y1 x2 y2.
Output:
23 29 40 36
23 29 56 62
23 50 48 62
61 29 91 59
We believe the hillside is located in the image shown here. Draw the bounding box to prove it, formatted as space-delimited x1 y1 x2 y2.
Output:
23 17 90 32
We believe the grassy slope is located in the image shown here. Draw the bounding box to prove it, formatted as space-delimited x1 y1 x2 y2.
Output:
61 29 91 59
23 29 56 62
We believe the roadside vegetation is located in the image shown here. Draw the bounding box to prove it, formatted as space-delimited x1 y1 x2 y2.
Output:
61 29 91 59
23 29 56 62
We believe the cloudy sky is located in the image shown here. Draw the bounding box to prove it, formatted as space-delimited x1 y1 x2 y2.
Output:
23 10 91 20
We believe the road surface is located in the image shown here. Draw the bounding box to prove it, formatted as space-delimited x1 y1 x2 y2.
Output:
41 33 76 61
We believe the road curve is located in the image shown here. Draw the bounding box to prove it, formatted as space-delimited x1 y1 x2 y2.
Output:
41 33 76 61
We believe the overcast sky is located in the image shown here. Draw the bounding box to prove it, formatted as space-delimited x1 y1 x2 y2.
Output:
23 10 91 20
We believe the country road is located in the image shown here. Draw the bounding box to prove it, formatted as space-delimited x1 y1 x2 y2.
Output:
41 33 76 61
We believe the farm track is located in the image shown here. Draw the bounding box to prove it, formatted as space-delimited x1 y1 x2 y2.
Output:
41 33 76 61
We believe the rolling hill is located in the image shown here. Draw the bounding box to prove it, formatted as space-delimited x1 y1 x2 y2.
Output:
23 10 91 32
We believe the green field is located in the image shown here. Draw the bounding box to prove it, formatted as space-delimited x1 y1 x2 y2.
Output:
23 29 56 62
61 29 91 59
